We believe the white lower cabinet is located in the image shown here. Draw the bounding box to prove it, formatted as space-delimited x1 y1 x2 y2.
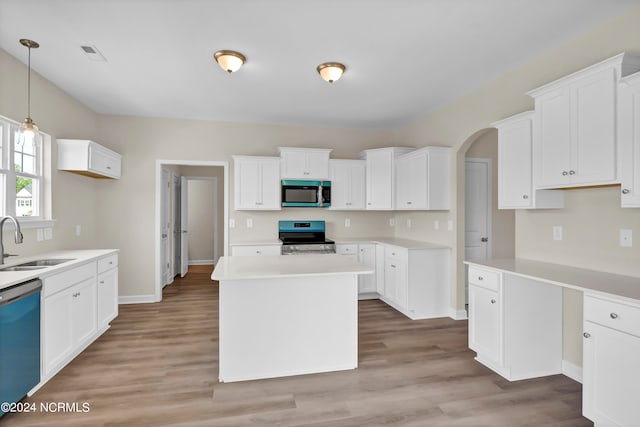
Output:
336 243 376 296
467 265 562 381
230 244 282 256
583 294 640 426
41 253 119 383
379 245 449 320
43 273 97 378
97 254 119 330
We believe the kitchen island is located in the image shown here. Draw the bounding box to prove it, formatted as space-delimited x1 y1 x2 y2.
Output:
212 254 374 383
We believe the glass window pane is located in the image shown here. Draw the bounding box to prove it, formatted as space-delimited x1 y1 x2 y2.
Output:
16 176 35 217
0 123 4 168
14 136 37 174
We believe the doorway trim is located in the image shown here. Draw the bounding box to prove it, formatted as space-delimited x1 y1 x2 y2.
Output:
155 159 229 302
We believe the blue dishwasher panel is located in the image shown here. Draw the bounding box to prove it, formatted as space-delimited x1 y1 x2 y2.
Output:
0 290 41 416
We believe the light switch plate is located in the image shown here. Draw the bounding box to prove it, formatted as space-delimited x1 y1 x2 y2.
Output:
620 229 632 247
246 218 253 229
44 228 53 240
36 228 43 242
229 219 235 228
389 218 395 227
434 220 440 230
75 225 81 237
553 226 563 241
406 219 412 228
345 218 351 228
447 220 453 231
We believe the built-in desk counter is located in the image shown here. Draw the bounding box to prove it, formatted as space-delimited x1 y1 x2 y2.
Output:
464 258 640 426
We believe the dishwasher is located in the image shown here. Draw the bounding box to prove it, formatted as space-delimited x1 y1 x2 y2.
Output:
0 279 42 416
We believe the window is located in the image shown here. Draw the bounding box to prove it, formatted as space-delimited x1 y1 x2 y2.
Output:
0 115 50 224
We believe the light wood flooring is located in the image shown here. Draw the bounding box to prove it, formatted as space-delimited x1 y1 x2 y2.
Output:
2 265 591 426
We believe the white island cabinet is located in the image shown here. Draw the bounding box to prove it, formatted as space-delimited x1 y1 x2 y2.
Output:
212 254 373 383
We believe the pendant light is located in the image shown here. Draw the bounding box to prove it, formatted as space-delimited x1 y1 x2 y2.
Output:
18 39 40 144
317 62 346 83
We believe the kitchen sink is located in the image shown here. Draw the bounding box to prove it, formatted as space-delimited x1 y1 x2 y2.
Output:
0 258 75 272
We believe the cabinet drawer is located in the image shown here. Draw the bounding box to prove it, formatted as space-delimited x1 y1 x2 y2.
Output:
231 245 281 256
337 244 358 256
384 245 408 261
584 295 640 337
468 266 500 292
98 254 118 273
43 262 97 297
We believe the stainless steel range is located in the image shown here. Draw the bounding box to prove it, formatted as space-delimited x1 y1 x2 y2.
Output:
279 220 336 255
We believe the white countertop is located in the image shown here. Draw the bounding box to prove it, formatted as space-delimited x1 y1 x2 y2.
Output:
334 237 450 250
0 249 118 291
465 258 640 302
212 254 374 281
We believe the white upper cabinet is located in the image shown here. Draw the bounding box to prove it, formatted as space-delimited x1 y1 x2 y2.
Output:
233 156 281 210
360 147 414 210
57 139 122 179
329 159 366 210
527 53 640 189
492 112 564 209
395 146 451 210
278 147 332 180
618 71 640 207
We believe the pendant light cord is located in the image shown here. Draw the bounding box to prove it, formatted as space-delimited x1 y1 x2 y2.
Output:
27 46 31 118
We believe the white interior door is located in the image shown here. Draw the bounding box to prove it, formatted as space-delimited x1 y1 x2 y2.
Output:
180 176 189 277
173 175 181 277
161 168 171 286
465 159 491 261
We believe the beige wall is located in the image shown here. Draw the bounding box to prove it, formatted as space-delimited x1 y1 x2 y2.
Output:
186 179 216 262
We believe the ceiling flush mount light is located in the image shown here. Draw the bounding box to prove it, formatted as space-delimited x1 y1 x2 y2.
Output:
317 62 346 83
18 38 40 143
214 50 246 74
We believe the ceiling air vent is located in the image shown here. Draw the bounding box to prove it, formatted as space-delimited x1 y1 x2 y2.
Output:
80 45 106 62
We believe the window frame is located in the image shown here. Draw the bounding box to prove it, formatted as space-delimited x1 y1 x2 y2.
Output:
0 114 55 229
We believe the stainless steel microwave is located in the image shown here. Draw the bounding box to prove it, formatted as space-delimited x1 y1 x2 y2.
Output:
281 180 331 207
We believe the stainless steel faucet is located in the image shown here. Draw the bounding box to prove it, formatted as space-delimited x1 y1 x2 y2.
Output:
0 216 23 264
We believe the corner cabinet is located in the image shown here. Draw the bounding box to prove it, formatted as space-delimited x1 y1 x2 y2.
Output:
278 147 332 180
233 156 281 210
336 243 377 296
582 294 640 426
467 265 562 381
395 146 451 210
57 139 122 179
329 159 366 210
492 112 564 209
618 71 640 207
527 53 640 189
360 147 414 210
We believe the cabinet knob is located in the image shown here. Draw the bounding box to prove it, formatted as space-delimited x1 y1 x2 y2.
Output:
478 276 484 281
522 194 529 199
562 171 569 176
367 202 371 205
583 332 591 338
622 189 630 194
100 281 105 284
407 201 412 205
390 264 396 268
256 250 261 254
610 313 618 319
490 299 496 304
569 170 575 175
107 166 112 170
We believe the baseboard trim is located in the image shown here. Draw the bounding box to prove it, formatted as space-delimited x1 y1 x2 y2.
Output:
561 360 583 383
189 259 214 265
119 294 158 305
449 308 468 320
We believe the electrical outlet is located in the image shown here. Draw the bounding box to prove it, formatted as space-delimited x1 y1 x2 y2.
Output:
246 218 253 229
345 218 351 228
229 219 235 228
389 218 396 227
44 228 53 240
75 225 81 237
434 220 440 230
36 228 43 242
620 229 632 247
406 219 412 228
553 226 563 241
447 220 453 231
